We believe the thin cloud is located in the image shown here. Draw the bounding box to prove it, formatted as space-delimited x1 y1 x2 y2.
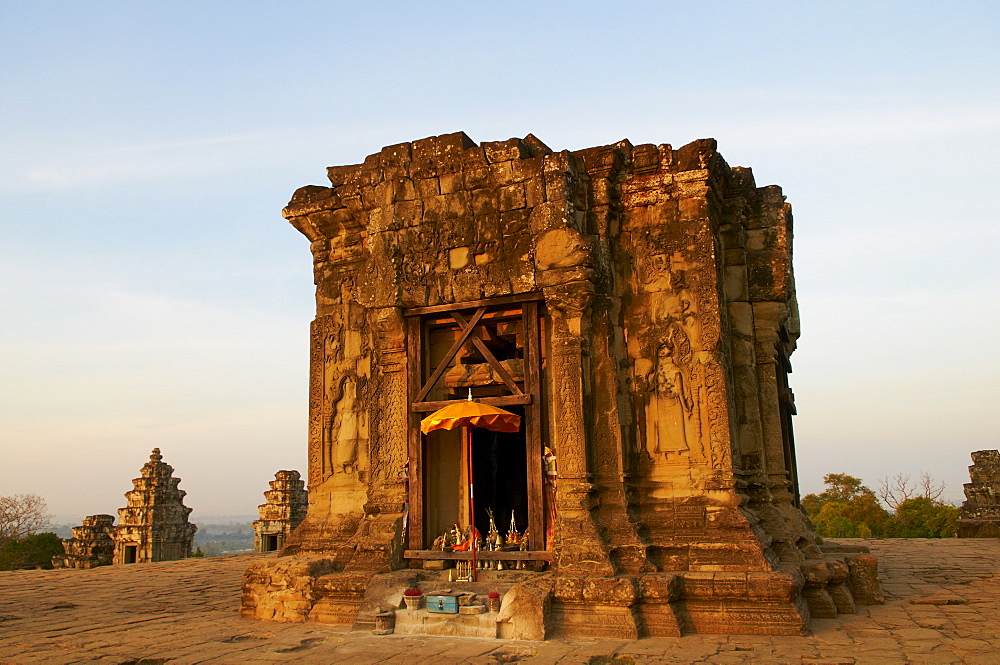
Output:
3 124 388 191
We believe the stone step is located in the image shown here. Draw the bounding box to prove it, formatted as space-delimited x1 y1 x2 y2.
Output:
394 607 499 638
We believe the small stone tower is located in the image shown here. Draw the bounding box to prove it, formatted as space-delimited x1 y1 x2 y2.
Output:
957 449 1000 538
51 514 115 569
110 448 197 564
253 470 308 552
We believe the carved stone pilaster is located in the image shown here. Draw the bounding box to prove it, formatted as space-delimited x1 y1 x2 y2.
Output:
345 306 408 572
544 282 614 575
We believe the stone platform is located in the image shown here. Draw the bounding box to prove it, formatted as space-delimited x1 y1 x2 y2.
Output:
1 539 998 664
395 608 498 639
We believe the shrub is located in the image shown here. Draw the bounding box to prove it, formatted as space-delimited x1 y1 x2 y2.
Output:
887 497 960 538
0 532 63 570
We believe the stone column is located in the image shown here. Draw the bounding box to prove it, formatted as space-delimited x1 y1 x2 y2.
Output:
544 282 614 576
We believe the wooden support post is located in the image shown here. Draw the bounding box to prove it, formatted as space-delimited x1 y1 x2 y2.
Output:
524 301 545 551
406 316 424 552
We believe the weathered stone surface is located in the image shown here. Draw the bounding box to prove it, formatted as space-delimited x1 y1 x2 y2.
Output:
241 555 340 622
958 449 1000 537
109 448 196 564
3 539 997 663
244 132 880 638
254 470 308 552
51 514 115 569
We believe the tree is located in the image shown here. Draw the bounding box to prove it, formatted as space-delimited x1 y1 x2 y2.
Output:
801 473 891 538
886 497 959 538
877 472 945 510
804 472 959 539
0 532 63 570
0 494 51 547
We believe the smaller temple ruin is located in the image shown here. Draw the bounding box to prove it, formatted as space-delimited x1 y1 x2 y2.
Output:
109 448 197 563
51 514 115 569
253 470 308 552
957 450 1000 538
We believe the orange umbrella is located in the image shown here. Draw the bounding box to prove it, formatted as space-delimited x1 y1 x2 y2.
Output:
420 395 521 581
420 399 521 435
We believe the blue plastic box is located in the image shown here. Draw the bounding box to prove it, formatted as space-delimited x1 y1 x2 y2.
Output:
425 592 461 614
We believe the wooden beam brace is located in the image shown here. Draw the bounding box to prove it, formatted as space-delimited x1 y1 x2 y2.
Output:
411 394 532 413
404 292 543 317
413 307 487 403
452 310 524 396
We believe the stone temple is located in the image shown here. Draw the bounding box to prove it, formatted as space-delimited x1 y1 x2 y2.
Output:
52 514 115 569
242 132 881 637
110 448 197 564
254 470 308 552
957 450 1000 538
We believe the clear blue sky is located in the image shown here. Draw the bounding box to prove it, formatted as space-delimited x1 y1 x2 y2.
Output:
2 1 998 521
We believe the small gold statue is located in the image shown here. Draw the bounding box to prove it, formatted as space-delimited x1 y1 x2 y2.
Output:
515 528 531 569
506 510 520 546
486 508 504 551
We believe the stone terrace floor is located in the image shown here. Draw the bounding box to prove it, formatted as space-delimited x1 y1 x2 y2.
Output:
0 538 998 664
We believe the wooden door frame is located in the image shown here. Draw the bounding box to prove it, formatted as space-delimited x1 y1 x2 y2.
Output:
404 293 545 552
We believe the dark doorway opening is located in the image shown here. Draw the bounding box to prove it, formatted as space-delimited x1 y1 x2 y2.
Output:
775 327 800 507
264 534 280 552
124 545 137 564
471 406 528 540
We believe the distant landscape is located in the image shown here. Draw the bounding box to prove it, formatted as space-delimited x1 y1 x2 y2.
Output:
50 516 257 557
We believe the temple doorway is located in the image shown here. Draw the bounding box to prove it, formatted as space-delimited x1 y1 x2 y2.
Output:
421 408 528 544
404 294 547 561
